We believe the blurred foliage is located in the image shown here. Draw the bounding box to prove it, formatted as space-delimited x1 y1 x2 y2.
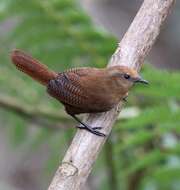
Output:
0 0 179 190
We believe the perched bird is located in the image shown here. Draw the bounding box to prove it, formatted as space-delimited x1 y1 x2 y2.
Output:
11 50 148 136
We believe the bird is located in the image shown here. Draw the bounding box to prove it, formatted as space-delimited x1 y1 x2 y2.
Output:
11 49 148 137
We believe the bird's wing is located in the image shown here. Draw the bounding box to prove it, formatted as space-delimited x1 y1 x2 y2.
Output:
47 68 93 109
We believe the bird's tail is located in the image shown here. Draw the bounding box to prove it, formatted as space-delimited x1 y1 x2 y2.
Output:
11 49 58 86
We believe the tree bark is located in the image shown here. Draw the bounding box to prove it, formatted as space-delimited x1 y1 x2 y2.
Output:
48 0 175 190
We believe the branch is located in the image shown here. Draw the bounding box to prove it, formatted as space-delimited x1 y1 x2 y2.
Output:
0 95 71 123
0 94 141 121
0 95 74 130
0 94 140 131
48 0 175 189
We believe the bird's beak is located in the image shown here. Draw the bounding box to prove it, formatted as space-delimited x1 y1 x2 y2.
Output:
134 76 149 84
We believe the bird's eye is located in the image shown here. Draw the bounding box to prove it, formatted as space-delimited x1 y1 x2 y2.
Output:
124 73 130 79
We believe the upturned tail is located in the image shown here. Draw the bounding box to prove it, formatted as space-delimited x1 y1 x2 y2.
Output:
11 49 58 85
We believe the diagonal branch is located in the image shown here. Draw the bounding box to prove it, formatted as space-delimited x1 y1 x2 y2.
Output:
48 0 175 190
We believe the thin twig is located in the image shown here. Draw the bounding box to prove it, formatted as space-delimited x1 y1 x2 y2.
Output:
48 0 175 189
0 95 71 123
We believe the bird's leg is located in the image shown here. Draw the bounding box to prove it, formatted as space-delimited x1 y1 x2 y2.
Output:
70 114 106 137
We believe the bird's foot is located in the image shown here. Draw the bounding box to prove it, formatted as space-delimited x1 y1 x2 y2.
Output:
77 125 102 130
122 92 128 102
122 96 128 102
76 125 105 137
70 114 106 137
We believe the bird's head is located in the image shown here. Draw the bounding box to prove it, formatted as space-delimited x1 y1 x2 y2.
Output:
107 66 148 91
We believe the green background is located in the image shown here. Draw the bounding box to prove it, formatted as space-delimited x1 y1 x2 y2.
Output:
0 0 179 190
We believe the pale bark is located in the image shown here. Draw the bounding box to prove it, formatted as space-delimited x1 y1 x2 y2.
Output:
48 0 175 190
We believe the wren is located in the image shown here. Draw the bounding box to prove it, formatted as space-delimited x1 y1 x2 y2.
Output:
11 50 148 136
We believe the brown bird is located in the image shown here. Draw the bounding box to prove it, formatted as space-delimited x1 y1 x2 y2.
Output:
11 49 148 136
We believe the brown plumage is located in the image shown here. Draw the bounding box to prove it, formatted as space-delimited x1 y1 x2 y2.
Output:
11 49 148 136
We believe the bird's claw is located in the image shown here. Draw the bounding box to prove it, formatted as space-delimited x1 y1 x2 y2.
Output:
77 125 102 130
76 125 106 137
122 96 128 102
